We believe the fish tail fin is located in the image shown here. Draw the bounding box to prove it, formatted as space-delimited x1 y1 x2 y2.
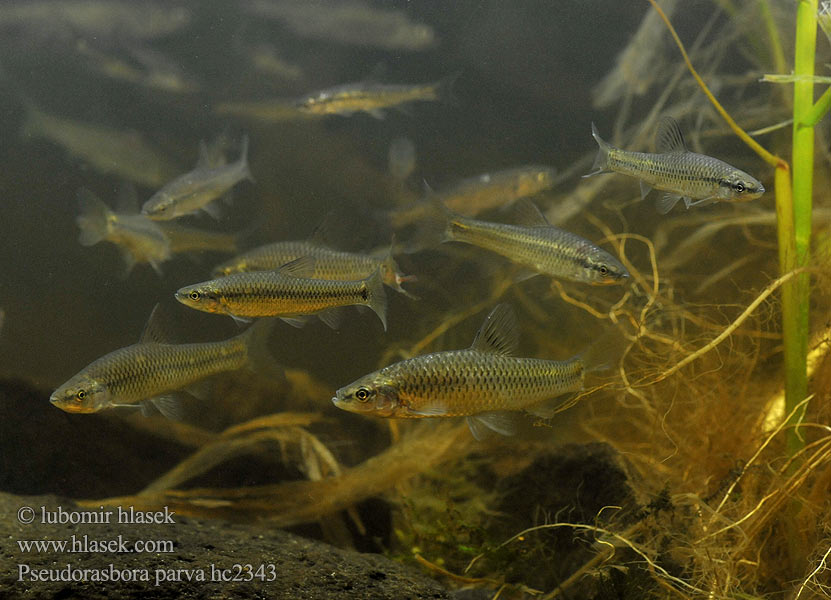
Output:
75 188 111 247
380 238 418 299
433 71 461 105
241 318 285 380
363 268 388 331
20 101 45 139
237 134 255 183
584 122 612 178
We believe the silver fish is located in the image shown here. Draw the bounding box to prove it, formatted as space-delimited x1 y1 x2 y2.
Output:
22 104 176 188
244 0 436 51
333 304 610 439
295 75 455 119
211 240 415 298
142 136 253 221
585 117 765 214
437 199 629 285
175 256 388 330
76 188 171 276
50 306 274 418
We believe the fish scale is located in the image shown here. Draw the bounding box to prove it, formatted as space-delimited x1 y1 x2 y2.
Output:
586 119 764 213
214 241 379 279
176 261 388 329
206 272 369 315
378 350 584 417
80 340 248 405
607 149 740 199
449 218 617 283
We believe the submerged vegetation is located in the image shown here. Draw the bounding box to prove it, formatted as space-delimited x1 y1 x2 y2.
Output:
5 1 831 598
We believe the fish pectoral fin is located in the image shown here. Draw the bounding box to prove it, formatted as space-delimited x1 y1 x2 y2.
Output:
202 201 224 220
655 193 683 215
226 311 253 326
685 197 718 209
656 116 688 153
368 109 386 120
513 268 539 283
407 402 448 417
280 315 310 328
639 180 653 199
467 411 520 439
470 304 519 356
143 394 187 421
317 307 344 330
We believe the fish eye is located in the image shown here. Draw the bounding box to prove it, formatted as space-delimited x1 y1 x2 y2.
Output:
598 264 609 276
355 388 371 402
76 390 86 402
733 182 746 193
189 290 200 301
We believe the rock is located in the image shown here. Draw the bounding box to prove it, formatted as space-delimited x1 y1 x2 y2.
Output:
1 491 451 599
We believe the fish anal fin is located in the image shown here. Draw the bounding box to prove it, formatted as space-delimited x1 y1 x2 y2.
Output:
639 180 653 199
467 411 520 439
277 255 316 278
470 304 519 356
280 315 310 328
656 116 688 153
526 396 571 419
656 193 683 215
317 307 344 330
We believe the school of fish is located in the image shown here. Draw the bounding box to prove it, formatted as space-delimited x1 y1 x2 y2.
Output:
29 1 767 440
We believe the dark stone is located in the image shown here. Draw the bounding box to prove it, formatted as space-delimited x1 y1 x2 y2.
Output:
1 492 452 599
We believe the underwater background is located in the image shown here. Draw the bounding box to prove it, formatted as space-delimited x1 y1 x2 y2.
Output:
2 1 831 598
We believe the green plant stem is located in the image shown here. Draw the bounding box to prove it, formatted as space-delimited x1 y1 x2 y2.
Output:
801 85 831 127
786 0 818 457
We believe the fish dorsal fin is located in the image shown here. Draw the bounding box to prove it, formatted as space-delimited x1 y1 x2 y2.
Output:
115 183 139 214
139 304 177 344
470 304 519 355
196 140 211 169
511 198 550 228
277 255 316 278
656 116 688 153
308 212 340 247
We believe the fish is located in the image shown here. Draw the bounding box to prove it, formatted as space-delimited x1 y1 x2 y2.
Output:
175 256 388 330
434 199 629 285
76 188 171 276
75 39 199 94
389 165 557 228
585 117 765 214
247 43 303 80
244 0 436 51
50 305 276 419
294 74 456 119
157 222 239 255
141 136 253 221
0 1 191 41
211 240 415 298
388 137 417 182
333 304 610 439
21 104 177 188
